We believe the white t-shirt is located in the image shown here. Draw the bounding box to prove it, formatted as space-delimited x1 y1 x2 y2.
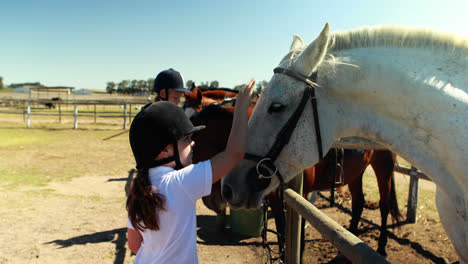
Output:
127 160 212 264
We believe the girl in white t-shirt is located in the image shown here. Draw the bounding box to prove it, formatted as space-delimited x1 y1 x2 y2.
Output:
126 80 255 263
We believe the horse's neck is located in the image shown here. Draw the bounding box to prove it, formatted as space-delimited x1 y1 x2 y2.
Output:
319 47 468 193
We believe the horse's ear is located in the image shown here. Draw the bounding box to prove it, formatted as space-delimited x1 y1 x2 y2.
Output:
289 34 305 52
293 23 330 77
196 88 202 102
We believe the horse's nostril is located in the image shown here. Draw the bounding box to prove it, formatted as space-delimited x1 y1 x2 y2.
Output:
222 184 233 201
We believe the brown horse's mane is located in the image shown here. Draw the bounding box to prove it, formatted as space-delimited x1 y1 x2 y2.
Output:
197 87 239 93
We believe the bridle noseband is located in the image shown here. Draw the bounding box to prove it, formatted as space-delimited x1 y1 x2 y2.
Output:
244 67 324 192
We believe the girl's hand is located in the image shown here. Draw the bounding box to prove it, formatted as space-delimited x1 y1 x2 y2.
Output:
236 79 255 110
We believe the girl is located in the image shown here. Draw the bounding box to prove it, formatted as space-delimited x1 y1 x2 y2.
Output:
126 80 255 263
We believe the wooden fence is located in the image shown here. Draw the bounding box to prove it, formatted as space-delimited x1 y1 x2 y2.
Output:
0 99 148 129
333 137 432 223
283 174 390 264
280 138 432 263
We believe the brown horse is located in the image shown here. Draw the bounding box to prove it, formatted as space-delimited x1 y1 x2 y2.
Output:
183 87 238 117
191 103 402 257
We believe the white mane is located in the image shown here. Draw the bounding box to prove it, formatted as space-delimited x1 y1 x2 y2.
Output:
328 25 468 54
279 25 468 72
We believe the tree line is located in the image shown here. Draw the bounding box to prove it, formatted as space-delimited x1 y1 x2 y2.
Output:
105 79 154 95
0 75 268 95
106 79 268 95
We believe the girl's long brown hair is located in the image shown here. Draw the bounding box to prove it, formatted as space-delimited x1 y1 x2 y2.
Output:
126 168 166 232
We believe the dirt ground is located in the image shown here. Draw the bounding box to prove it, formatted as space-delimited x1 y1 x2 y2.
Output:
0 171 459 264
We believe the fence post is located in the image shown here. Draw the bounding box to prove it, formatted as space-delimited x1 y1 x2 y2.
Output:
285 173 303 264
74 102 78 129
58 103 62 123
129 104 132 124
407 166 419 223
123 103 127 129
26 100 31 128
94 104 97 123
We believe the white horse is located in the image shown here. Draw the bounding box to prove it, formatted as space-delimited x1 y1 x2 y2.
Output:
221 23 468 262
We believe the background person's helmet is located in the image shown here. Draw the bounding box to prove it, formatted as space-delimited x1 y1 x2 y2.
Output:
129 101 205 170
153 68 191 100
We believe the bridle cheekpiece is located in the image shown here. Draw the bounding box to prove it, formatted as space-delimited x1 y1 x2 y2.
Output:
244 67 324 192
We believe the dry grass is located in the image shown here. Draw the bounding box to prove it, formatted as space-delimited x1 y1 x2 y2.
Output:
360 165 440 223
0 124 134 189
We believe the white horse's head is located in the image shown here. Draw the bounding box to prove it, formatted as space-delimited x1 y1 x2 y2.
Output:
222 23 333 209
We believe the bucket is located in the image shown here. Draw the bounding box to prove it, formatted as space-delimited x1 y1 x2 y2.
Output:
230 207 265 237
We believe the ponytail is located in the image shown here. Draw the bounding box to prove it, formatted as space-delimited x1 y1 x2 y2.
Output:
126 168 166 232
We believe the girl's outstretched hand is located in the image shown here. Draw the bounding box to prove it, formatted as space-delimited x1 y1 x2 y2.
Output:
210 79 255 183
236 79 255 111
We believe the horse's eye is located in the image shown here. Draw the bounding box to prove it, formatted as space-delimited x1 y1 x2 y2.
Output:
268 103 285 114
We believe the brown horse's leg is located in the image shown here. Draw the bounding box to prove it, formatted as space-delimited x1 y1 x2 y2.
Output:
347 173 365 234
371 150 401 257
343 150 373 235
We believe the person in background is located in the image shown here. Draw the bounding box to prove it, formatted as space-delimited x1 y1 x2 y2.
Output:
153 68 191 105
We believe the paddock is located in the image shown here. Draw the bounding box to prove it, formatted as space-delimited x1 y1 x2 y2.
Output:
0 122 457 263
0 92 456 263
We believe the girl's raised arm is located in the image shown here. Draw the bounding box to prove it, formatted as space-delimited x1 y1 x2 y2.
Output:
210 80 255 183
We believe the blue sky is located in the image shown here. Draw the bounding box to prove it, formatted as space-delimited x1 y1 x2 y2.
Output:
1 0 467 90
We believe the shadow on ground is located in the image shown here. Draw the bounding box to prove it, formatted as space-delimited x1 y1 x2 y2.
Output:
45 228 127 264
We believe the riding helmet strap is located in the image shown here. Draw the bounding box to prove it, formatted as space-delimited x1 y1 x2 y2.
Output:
149 140 183 169
172 140 183 170
150 156 176 167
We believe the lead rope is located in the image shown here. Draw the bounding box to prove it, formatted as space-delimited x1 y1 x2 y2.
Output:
260 185 286 264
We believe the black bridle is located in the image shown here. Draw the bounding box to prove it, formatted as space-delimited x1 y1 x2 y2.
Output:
245 67 324 263
244 67 324 192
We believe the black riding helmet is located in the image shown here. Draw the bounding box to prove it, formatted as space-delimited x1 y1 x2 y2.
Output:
129 101 205 170
153 68 191 101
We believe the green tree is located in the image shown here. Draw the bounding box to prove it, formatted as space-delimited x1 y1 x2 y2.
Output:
129 79 138 94
186 80 194 90
137 80 147 93
148 78 154 93
117 80 130 94
199 81 209 90
0 77 3 89
106 82 116 94
233 84 244 91
209 81 219 88
256 80 268 94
